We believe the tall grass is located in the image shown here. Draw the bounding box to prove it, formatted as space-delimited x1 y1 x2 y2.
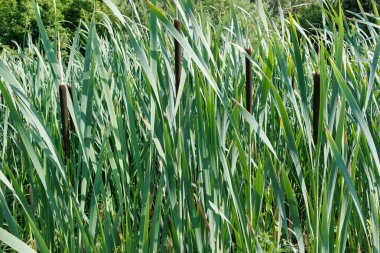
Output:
0 0 379 252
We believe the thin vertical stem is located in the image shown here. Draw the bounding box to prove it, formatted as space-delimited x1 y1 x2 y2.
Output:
313 72 320 145
174 19 182 94
245 48 253 114
59 84 70 159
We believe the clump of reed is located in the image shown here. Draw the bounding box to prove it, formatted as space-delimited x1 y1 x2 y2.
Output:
0 1 378 253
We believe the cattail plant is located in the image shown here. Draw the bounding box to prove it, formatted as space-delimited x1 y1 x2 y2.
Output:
313 72 320 144
59 84 70 159
174 19 182 94
245 48 253 114
58 33 70 159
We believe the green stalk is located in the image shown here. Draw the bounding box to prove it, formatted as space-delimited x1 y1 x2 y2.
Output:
313 72 321 145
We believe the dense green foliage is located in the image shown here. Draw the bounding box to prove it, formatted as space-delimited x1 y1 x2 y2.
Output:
2 0 380 49
0 1 34 47
0 0 122 48
1 0 380 252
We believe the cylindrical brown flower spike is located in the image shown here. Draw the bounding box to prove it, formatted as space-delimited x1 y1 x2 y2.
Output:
174 19 182 94
313 72 321 145
291 74 295 90
245 48 253 114
67 85 75 132
59 84 70 160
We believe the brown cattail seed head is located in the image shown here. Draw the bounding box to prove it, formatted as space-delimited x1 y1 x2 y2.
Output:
174 18 181 32
313 72 321 145
59 84 70 159
291 74 295 90
174 19 182 94
245 48 253 114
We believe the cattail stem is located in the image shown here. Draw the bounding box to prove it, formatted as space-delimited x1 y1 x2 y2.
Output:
59 84 70 159
245 48 253 114
174 19 182 94
67 85 75 131
313 72 321 145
